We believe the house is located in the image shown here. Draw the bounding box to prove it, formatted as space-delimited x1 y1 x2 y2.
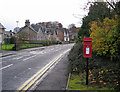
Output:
17 20 37 40
4 30 13 39
0 23 5 44
64 29 70 41
16 20 70 43
14 27 20 34
31 24 45 41
46 28 58 41
31 23 58 42
56 28 70 42
69 27 80 40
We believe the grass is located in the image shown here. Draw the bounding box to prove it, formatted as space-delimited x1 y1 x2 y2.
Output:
2 44 43 50
68 73 115 91
2 44 15 50
19 44 43 48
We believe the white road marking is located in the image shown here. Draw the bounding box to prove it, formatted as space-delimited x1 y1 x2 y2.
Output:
23 55 36 61
0 64 13 71
28 68 31 70
11 55 32 60
16 56 24 60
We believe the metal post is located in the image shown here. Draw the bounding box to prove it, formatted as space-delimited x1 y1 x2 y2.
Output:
0 43 2 50
86 58 89 85
15 42 16 51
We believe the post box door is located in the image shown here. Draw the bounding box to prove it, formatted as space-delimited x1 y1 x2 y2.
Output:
83 38 92 58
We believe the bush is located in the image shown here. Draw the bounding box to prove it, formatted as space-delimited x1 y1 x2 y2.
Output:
90 17 120 60
10 36 16 44
57 41 62 44
68 42 120 90
68 42 86 73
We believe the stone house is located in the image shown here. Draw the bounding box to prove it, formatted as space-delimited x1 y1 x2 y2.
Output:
16 20 70 43
31 24 45 41
0 23 5 44
17 20 37 40
47 28 58 41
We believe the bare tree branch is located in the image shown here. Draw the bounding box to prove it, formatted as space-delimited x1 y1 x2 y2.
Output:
106 0 119 14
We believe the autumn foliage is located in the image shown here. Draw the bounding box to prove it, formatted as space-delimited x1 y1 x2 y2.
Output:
89 17 120 59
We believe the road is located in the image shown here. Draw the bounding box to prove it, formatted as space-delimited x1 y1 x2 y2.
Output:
1 44 74 91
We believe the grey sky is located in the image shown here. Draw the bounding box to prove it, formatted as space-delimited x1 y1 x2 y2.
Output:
0 0 89 31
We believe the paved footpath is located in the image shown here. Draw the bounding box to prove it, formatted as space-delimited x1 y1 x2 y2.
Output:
34 52 69 90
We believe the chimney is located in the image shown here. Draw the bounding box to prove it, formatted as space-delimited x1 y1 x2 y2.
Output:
25 20 30 26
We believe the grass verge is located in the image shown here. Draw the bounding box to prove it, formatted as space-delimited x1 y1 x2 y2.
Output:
68 73 115 91
2 44 43 50
2 44 15 50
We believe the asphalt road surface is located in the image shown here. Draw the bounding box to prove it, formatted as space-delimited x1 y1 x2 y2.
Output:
35 50 69 90
1 44 74 91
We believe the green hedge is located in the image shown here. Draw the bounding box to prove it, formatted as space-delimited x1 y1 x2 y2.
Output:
68 42 120 90
2 44 43 50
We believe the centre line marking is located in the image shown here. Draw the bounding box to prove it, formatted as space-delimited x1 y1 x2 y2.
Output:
23 55 36 61
0 64 13 71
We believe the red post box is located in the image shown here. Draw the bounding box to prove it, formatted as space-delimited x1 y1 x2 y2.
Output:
83 38 92 58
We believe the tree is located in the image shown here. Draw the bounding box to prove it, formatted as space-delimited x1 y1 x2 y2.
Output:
106 1 120 59
89 17 119 59
106 0 120 15
10 36 16 44
78 1 111 39
68 24 76 29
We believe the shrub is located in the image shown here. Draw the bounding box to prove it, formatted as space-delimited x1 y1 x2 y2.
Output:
68 42 86 73
10 36 16 44
89 17 120 60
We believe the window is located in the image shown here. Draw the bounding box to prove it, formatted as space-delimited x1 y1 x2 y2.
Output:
34 36 36 40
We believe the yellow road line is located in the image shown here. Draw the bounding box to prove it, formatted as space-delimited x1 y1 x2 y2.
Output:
17 49 70 92
23 54 62 90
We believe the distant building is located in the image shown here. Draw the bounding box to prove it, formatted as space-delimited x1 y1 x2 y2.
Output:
0 23 5 44
14 27 20 34
69 27 80 41
17 20 37 40
16 20 71 43
4 30 13 39
56 28 70 42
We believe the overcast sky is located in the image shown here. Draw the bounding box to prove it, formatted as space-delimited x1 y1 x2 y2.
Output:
0 0 89 31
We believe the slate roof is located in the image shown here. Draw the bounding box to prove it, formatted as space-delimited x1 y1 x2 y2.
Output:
17 25 37 33
31 24 47 34
0 23 5 29
47 28 56 35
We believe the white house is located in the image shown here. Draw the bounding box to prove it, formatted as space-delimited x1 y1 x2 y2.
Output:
0 23 5 44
